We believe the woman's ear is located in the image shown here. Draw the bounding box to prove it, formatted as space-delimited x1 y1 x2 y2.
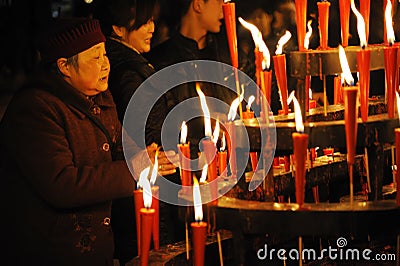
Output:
57 58 70 77
192 0 204 13
112 25 125 38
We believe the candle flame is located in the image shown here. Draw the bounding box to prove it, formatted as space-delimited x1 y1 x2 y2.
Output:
142 170 152 208
199 164 208 183
138 166 150 189
223 0 230 3
196 84 212 137
221 132 226 151
338 45 354 86
246 95 255 110
385 0 395 45
227 90 244 121
276 31 292 55
212 119 220 144
149 149 158 185
238 17 271 69
287 91 304 133
193 177 203 221
309 88 313 100
304 20 313 50
180 121 187 144
350 0 367 48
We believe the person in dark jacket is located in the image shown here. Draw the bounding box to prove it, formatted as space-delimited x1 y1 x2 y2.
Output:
94 1 184 264
0 17 177 266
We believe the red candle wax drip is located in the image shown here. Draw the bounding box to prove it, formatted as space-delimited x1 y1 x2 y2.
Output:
178 143 191 192
273 54 289 115
357 48 371 122
293 132 309 206
294 0 307 51
344 86 359 165
151 186 159 250
191 221 207 266
317 1 331 50
222 2 238 68
339 0 351 47
140 208 155 266
395 128 400 206
225 122 237 179
384 45 399 119
360 0 370 43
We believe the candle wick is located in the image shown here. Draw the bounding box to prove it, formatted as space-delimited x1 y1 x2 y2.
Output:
361 45 366 50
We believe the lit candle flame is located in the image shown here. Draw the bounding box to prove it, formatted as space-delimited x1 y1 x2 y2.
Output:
221 132 226 151
287 91 304 133
309 88 313 100
304 20 313 50
180 121 187 144
246 95 255 110
193 177 203 222
238 17 271 70
150 149 158 185
396 91 400 122
385 0 395 45
276 31 292 55
212 119 220 144
142 169 152 208
227 90 244 121
138 166 150 189
199 164 208 183
223 0 230 3
338 45 354 86
196 84 212 137
350 0 367 48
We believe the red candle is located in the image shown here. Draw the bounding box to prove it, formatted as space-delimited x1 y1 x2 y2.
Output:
395 128 400 206
218 150 227 177
273 54 289 115
151 186 159 250
178 143 191 189
294 0 307 51
310 148 317 161
250 152 258 172
317 1 331 50
339 0 350 47
305 75 311 112
293 132 309 206
140 207 155 266
357 48 371 122
202 139 218 202
191 178 207 266
359 0 370 42
309 100 316 109
242 110 254 119
284 155 290 172
222 1 238 68
225 122 237 179
133 189 144 255
344 87 359 165
384 45 399 119
334 76 343 104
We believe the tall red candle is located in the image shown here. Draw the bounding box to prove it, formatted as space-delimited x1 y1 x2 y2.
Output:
151 186 159 250
339 0 350 47
357 48 371 122
294 0 307 51
222 1 238 68
395 128 400 206
202 139 218 203
273 54 289 115
305 75 311 111
293 132 309 206
133 189 144 255
384 46 399 119
225 122 237 179
344 87 359 165
178 143 191 190
191 178 207 266
317 1 331 50
334 76 343 104
250 152 258 172
140 207 154 266
359 0 370 42
218 150 227 177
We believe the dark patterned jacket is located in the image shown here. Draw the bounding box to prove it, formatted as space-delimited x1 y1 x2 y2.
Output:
0 70 140 266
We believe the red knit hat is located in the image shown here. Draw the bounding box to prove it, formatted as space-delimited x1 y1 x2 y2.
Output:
38 17 106 63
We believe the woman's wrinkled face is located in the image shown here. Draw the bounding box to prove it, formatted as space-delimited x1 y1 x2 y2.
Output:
67 43 110 96
123 19 155 53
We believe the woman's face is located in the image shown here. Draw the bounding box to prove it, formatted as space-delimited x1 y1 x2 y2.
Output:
123 19 155 53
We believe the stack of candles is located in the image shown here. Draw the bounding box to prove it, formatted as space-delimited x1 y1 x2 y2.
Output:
288 91 309 208
273 31 292 115
339 45 359 205
238 17 272 122
351 0 370 122
191 177 207 266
